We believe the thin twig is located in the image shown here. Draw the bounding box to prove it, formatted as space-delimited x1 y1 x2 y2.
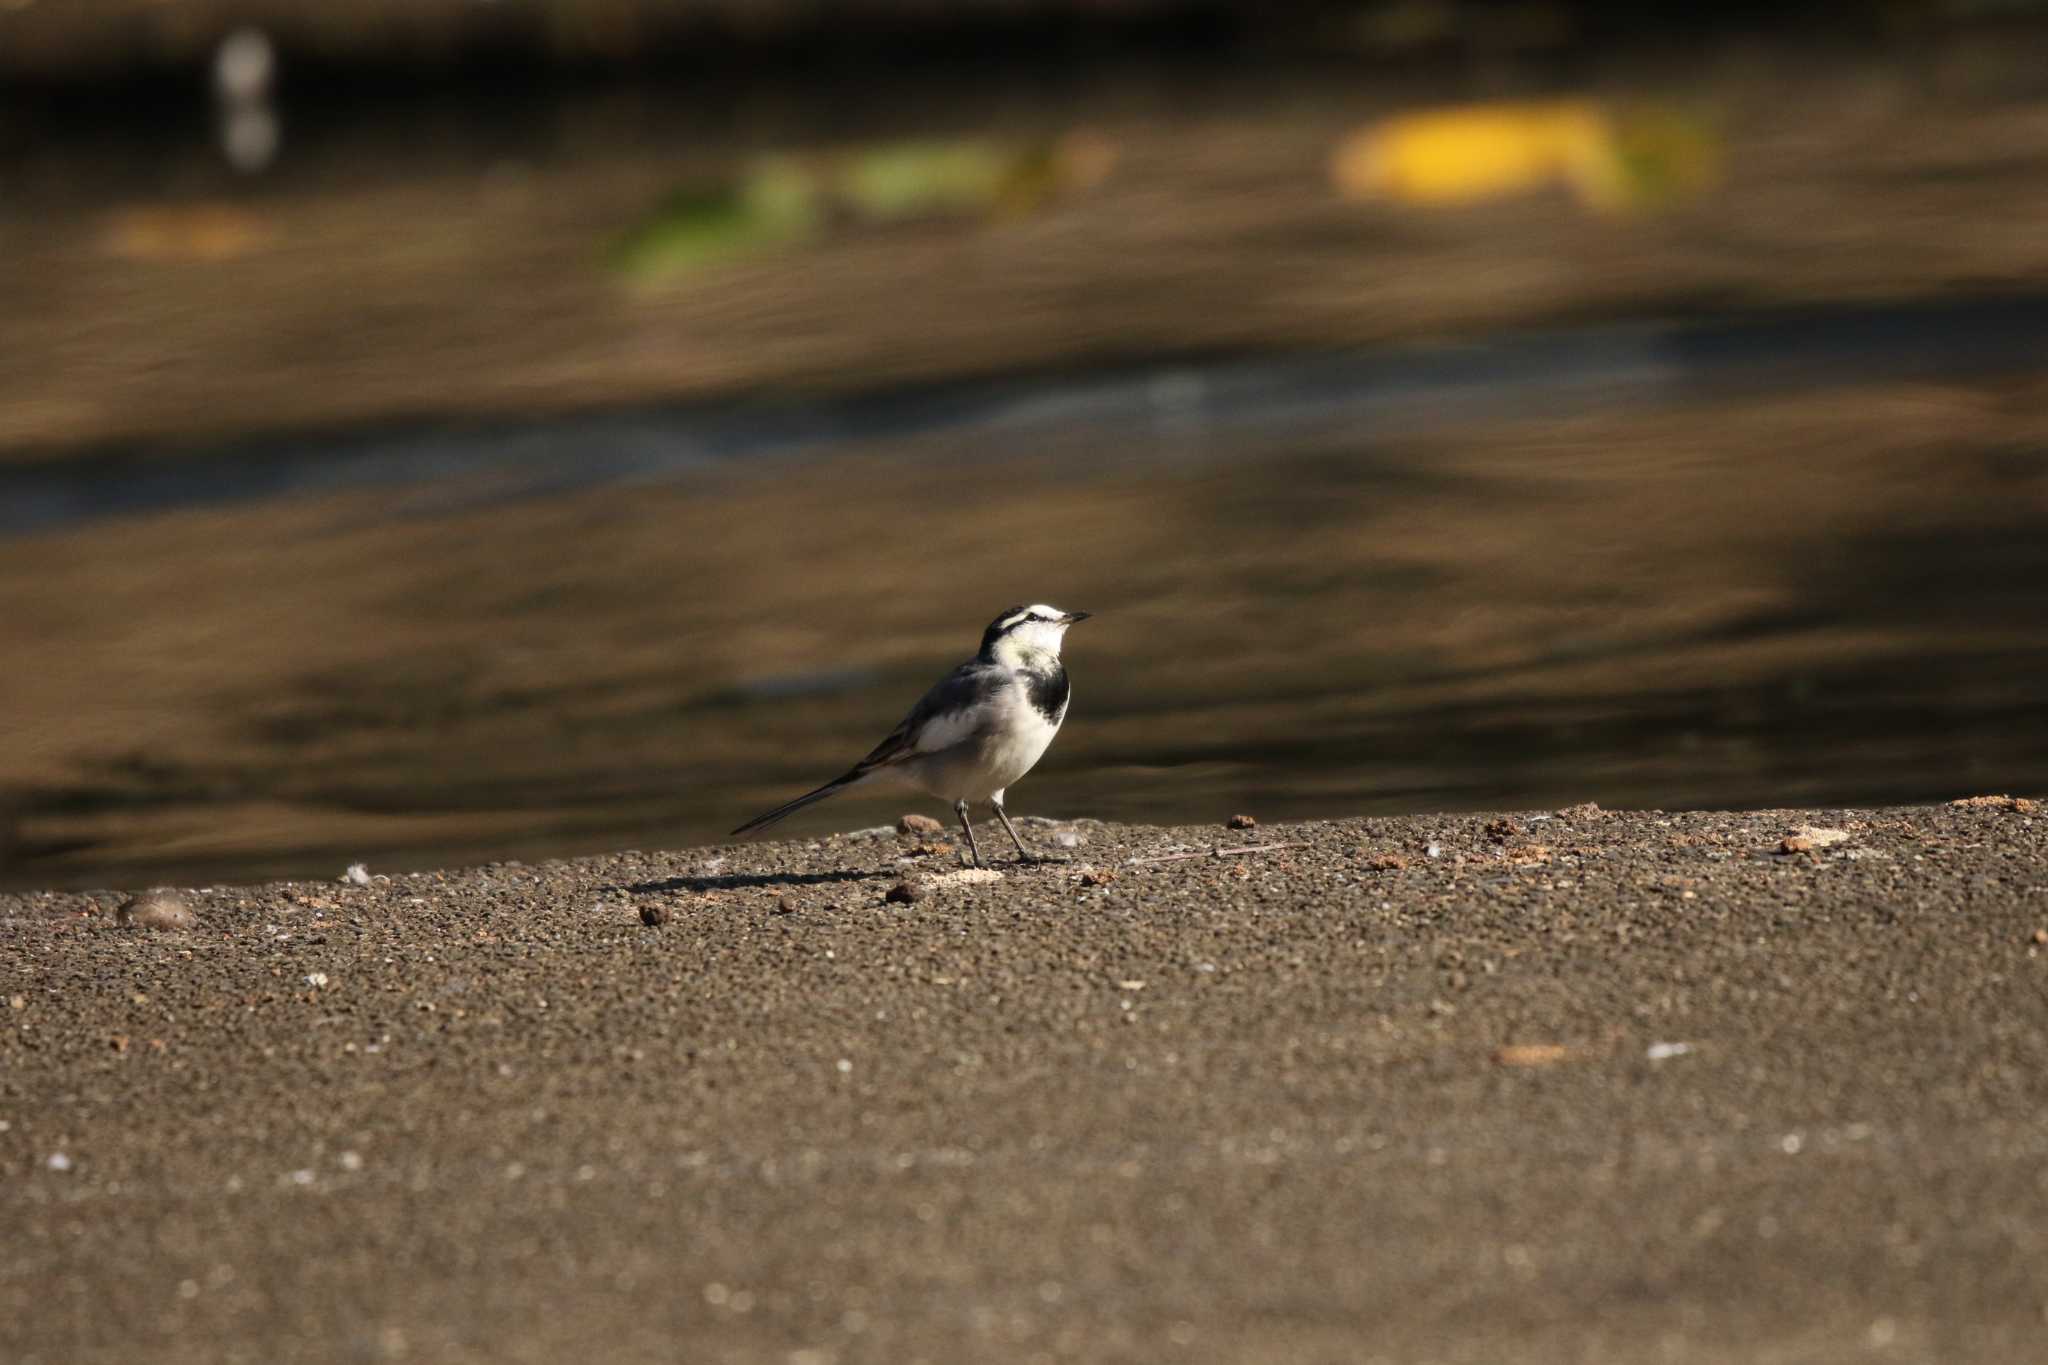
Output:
1127 841 1310 867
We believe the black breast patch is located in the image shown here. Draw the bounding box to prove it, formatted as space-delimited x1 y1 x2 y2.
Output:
1025 665 1070 725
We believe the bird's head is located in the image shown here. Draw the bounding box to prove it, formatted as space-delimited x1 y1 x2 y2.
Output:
979 603 1091 666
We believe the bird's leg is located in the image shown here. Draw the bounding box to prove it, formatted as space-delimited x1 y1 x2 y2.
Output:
992 798 1035 863
987 802 1056 863
954 799 985 868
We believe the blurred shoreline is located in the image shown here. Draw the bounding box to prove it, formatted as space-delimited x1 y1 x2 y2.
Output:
10 49 2048 459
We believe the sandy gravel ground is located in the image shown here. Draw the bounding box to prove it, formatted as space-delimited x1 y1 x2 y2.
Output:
5 799 2047 1364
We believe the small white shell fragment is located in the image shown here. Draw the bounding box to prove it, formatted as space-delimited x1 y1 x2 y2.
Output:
929 869 1004 888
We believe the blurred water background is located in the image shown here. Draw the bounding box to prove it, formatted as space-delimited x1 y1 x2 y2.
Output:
4 1 2048 889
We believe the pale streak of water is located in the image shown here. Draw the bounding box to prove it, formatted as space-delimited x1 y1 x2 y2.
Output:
7 294 2047 537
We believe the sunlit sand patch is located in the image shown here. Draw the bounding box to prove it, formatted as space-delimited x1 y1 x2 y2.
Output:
928 868 1004 889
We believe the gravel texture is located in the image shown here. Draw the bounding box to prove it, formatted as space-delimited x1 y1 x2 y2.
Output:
5 801 2047 1364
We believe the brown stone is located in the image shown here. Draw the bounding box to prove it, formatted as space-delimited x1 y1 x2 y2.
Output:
117 890 195 931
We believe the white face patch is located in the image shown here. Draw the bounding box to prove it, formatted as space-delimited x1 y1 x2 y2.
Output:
994 619 1069 662
985 603 1081 667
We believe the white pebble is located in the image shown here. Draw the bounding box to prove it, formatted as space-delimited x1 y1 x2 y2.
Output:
304 972 329 988
1645 1041 1694 1061
213 28 276 104
46 1152 72 1172
341 863 371 886
835 1058 853 1073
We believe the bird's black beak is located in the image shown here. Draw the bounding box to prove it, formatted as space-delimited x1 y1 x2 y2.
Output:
1062 611 1093 625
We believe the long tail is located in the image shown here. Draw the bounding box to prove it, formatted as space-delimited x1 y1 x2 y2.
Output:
730 769 868 838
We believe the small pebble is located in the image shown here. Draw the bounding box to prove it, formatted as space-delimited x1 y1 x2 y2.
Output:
1781 826 1850 854
1484 818 1522 842
898 813 944 835
47 1153 73 1172
1053 829 1086 848
2031 929 2047 946
885 880 925 905
1227 814 1258 830
117 890 195 932
640 904 669 927
340 863 372 886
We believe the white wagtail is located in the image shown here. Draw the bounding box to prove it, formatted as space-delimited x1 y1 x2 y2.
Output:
732 604 1091 865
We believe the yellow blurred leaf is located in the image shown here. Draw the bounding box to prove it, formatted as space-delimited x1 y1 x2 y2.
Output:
1333 99 1717 214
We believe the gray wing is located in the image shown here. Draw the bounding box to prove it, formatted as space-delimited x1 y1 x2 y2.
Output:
730 659 1008 838
845 660 1006 776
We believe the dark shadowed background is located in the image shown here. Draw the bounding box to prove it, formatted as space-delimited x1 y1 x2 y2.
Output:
4 0 2047 889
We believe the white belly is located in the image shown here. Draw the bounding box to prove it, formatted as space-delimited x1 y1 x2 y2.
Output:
899 680 1063 805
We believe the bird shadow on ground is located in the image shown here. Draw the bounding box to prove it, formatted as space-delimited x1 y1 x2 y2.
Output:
616 869 885 895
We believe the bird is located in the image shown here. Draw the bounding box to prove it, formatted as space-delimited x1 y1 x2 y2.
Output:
731 604 1091 866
